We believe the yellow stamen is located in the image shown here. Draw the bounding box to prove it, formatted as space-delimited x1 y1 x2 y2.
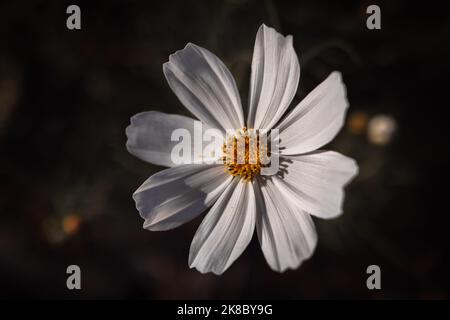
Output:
222 127 266 182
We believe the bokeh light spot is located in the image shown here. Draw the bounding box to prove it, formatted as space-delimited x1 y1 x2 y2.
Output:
348 111 369 135
367 114 397 145
62 213 82 235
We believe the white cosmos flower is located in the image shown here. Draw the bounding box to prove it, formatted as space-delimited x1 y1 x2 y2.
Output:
126 24 358 275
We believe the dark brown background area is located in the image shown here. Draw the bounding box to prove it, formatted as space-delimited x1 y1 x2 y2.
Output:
1 0 449 299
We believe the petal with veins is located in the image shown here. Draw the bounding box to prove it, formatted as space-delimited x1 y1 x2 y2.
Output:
277 72 349 155
133 164 232 231
254 176 317 272
247 24 300 130
163 43 244 131
189 179 256 275
126 111 206 167
280 151 358 219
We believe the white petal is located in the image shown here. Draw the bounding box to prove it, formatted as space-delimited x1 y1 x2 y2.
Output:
280 151 358 219
189 179 256 275
277 72 349 155
133 164 232 231
254 177 317 272
126 111 202 167
163 43 244 131
247 24 300 130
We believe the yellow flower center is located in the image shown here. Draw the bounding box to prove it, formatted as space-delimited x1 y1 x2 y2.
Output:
222 127 267 181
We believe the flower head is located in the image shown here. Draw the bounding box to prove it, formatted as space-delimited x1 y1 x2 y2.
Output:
126 24 358 274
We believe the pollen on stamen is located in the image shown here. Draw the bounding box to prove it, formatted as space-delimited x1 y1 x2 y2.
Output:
222 127 267 182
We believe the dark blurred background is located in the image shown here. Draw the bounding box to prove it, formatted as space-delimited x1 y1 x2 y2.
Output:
1 0 450 299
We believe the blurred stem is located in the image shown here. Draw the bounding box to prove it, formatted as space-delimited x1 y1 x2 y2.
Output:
207 1 233 50
347 219 414 277
302 39 363 67
264 0 281 31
